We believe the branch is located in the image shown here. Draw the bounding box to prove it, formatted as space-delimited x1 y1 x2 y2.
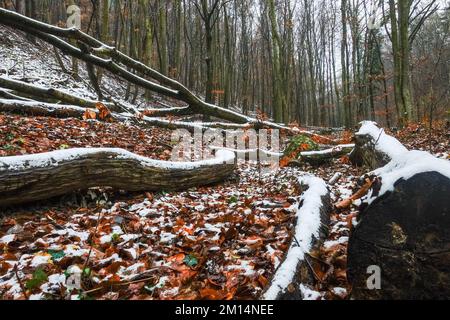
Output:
0 76 117 111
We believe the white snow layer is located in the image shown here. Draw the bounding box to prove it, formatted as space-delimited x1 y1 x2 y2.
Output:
357 121 408 159
0 148 235 171
358 121 450 202
262 174 328 300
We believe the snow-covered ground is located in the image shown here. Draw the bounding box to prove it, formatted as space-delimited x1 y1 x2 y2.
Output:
0 162 318 300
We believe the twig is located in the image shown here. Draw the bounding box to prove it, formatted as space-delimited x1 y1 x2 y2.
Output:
13 266 28 300
82 209 103 274
81 269 161 295
303 254 323 282
374 128 384 145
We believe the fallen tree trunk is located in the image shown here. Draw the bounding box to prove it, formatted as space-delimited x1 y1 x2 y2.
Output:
0 76 119 112
292 144 355 165
262 175 331 300
347 121 450 299
0 99 91 118
0 98 251 133
211 144 355 165
0 77 194 118
348 171 450 300
0 148 236 207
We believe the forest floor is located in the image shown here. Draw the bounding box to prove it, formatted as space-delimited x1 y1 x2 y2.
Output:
0 26 449 300
0 113 448 300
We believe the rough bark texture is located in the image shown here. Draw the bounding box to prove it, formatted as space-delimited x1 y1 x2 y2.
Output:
295 145 355 166
0 99 89 118
349 133 391 169
0 149 236 207
348 172 450 300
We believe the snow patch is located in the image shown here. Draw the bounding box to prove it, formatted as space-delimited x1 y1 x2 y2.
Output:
0 148 235 171
357 121 407 159
0 234 16 244
299 284 322 300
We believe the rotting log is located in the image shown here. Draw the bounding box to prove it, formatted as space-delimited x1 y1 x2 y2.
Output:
0 148 236 207
291 144 355 166
348 172 450 299
349 122 407 170
347 122 450 299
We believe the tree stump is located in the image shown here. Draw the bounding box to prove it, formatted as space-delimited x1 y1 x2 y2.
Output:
349 133 391 170
348 172 450 299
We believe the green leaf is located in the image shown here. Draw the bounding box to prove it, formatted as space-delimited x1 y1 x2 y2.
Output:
25 268 48 289
284 135 319 159
83 268 91 277
2 144 15 151
48 250 66 261
59 144 70 150
183 254 198 268
228 196 238 204
16 137 26 146
111 233 121 243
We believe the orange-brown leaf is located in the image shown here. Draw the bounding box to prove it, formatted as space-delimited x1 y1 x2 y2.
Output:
83 108 97 120
96 102 112 121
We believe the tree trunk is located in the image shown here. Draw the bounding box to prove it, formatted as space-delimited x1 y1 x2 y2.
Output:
389 0 413 126
0 8 337 139
0 77 116 111
97 0 109 83
0 148 236 207
341 0 352 128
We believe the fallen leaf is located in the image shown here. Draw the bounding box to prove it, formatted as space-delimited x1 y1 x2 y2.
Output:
83 109 97 120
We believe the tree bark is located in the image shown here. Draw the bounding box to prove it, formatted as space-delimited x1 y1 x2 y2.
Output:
349 128 396 170
0 148 236 207
293 144 355 165
0 77 117 111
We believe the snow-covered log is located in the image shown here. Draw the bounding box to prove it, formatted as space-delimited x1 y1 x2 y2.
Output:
262 175 331 300
347 124 450 299
0 148 236 207
0 98 253 133
0 76 120 112
211 144 355 164
349 121 407 169
293 144 355 165
0 99 92 118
